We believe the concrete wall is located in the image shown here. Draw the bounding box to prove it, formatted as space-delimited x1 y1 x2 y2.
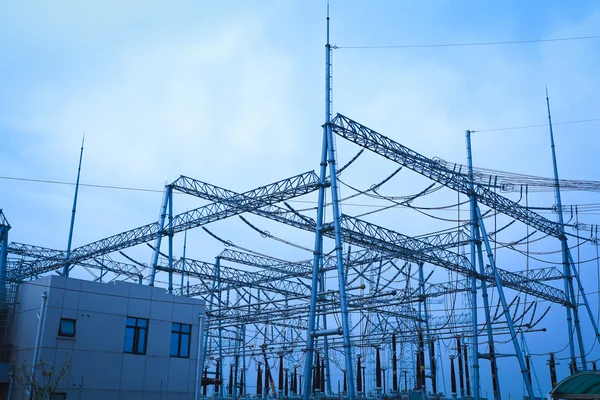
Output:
8 276 205 400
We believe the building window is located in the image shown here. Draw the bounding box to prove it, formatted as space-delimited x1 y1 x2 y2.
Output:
58 318 76 337
50 393 67 400
170 323 191 358
124 317 148 355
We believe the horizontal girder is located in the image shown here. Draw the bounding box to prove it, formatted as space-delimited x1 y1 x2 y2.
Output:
330 113 565 239
20 171 321 275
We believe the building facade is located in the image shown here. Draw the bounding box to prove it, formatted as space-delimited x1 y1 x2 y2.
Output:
5 275 205 399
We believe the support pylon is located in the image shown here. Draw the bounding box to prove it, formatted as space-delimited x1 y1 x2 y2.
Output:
303 5 355 400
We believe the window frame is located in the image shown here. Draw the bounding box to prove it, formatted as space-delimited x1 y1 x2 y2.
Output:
170 322 191 358
58 318 76 337
124 317 149 355
50 393 67 400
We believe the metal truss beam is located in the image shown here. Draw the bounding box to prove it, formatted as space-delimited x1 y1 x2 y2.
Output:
218 249 312 277
6 257 144 282
8 243 65 259
330 114 565 239
169 258 309 297
340 215 569 306
170 180 474 271
22 171 321 275
173 178 567 305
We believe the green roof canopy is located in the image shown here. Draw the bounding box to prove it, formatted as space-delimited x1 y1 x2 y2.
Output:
551 372 600 399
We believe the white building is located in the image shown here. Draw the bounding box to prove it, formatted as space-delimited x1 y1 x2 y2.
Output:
3 275 206 399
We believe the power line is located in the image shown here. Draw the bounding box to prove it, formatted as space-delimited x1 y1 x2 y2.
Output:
473 117 600 133
0 176 164 194
335 34 600 49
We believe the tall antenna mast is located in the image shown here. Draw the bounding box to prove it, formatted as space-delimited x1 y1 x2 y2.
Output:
546 88 588 371
303 3 356 400
63 135 85 277
326 1 332 122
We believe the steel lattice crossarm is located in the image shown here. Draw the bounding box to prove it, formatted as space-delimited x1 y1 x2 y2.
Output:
483 265 570 306
6 243 146 282
422 279 473 299
6 257 144 282
91 257 145 281
330 114 565 239
179 279 306 299
340 214 569 306
210 294 423 331
171 175 319 232
416 228 471 251
8 242 66 259
347 294 425 323
177 249 390 298
339 214 470 273
430 313 473 327
168 258 310 297
22 171 321 275
209 305 310 330
6 259 42 281
172 171 319 207
218 249 313 277
172 177 478 272
490 265 564 282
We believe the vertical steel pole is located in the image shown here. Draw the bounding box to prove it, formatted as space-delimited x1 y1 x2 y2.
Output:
419 262 436 394
321 358 326 393
475 205 536 400
430 339 437 394
466 130 498 400
392 334 398 394
229 365 234 396
216 359 221 397
279 354 285 399
356 355 362 395
199 256 221 391
233 324 243 400
375 347 382 390
167 187 174 294
181 230 187 294
150 185 171 286
305 5 351 400
304 87 329 400
7 371 13 400
0 215 10 304
566 250 600 341
546 90 586 370
195 312 206 400
324 40 357 400
319 271 333 394
27 291 47 400
218 290 224 399
465 130 481 400
63 137 84 277
457 337 464 398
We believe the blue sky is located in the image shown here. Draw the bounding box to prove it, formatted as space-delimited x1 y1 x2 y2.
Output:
2 1 600 398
